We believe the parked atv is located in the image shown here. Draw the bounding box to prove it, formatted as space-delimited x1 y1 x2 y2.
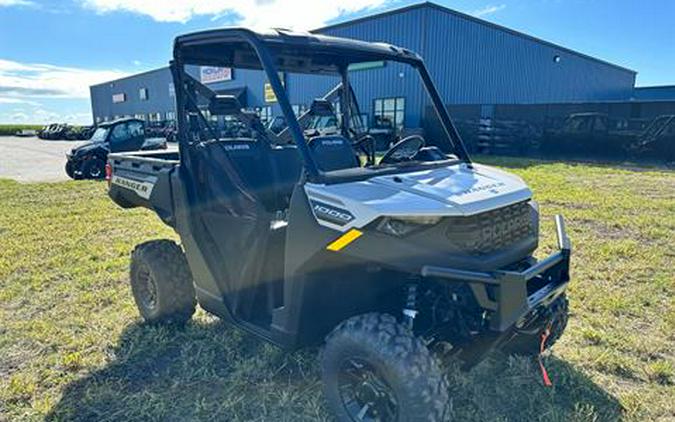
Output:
106 28 572 421
39 123 67 140
66 118 166 180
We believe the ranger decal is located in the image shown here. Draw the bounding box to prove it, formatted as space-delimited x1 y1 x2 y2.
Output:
112 175 155 200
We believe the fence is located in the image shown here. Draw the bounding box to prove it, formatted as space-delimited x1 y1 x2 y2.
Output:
424 100 675 162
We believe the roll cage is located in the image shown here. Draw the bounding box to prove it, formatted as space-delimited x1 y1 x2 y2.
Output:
171 27 472 182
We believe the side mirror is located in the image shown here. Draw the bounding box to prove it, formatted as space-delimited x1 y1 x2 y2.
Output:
209 95 242 116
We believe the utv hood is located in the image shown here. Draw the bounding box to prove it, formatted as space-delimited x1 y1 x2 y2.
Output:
370 163 531 215
70 141 106 157
305 162 532 230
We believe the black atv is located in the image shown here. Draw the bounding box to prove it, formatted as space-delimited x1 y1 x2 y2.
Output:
65 118 166 180
106 28 572 421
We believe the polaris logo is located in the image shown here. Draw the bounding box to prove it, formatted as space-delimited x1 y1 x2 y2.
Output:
223 144 250 151
112 175 155 200
310 200 355 226
320 139 344 146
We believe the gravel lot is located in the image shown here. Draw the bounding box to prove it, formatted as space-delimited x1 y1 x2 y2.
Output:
0 136 177 182
0 136 86 182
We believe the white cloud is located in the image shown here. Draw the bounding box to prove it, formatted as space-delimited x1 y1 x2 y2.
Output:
0 97 41 105
79 0 389 29
0 58 127 99
0 0 34 6
472 4 506 18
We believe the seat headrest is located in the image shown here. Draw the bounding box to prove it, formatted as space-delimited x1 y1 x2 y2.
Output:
308 135 360 172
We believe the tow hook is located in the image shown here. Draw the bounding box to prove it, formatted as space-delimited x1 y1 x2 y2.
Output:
538 323 553 387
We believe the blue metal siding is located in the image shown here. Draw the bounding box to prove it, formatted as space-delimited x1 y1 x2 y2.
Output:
421 7 635 104
90 67 175 122
633 86 675 101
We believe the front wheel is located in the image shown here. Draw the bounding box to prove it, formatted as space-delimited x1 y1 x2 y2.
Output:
321 313 448 422
81 158 105 179
65 161 77 179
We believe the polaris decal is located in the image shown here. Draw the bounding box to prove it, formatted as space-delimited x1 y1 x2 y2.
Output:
223 144 250 151
112 175 155 200
310 200 355 226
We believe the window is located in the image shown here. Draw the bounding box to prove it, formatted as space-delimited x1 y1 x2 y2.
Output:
112 93 126 103
147 112 162 122
255 106 272 123
373 97 405 130
110 121 143 144
96 116 102 124
165 111 176 121
168 83 175 97
292 104 307 116
139 88 148 101
134 114 145 121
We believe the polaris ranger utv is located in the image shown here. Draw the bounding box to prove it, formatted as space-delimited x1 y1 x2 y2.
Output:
107 28 572 421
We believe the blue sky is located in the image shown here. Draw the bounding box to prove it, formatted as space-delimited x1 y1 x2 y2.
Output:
0 0 673 124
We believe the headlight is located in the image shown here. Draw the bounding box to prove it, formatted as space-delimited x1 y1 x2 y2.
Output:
375 216 442 237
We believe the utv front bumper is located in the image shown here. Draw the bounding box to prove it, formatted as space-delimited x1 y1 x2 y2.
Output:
421 215 571 332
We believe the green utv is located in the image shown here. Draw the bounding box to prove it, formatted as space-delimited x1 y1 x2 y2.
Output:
106 28 572 421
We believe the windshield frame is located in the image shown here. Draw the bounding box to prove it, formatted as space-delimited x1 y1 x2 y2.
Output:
172 28 472 183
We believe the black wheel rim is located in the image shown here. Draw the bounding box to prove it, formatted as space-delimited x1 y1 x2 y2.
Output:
137 265 158 310
338 357 398 422
89 164 102 178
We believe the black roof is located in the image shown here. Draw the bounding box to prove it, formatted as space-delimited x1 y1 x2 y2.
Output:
173 27 422 74
99 117 143 127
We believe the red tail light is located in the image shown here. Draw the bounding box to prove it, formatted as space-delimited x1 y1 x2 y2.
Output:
105 162 112 187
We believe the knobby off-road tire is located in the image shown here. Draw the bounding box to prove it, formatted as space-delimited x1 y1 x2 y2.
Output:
64 161 76 179
503 294 569 357
81 158 105 179
130 240 196 324
321 313 449 422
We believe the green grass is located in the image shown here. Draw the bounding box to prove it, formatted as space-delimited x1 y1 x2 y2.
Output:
1 157 673 421
0 124 43 136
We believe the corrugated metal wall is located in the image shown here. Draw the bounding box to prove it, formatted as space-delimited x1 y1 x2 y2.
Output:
422 7 635 105
633 86 675 101
90 68 174 122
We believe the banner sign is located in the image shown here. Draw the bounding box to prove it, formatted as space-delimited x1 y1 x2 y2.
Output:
200 66 233 84
112 93 126 103
264 72 286 103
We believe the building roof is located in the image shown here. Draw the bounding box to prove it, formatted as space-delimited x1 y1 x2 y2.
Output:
90 66 170 89
315 1 636 75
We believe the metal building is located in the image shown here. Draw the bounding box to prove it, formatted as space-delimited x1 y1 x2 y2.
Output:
90 2 637 130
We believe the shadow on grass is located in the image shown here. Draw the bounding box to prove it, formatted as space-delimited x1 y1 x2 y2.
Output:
46 320 623 421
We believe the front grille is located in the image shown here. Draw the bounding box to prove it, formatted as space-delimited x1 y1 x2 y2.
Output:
444 201 534 255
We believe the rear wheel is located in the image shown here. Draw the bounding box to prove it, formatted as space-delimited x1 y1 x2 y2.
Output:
321 313 448 422
81 158 105 179
130 240 196 324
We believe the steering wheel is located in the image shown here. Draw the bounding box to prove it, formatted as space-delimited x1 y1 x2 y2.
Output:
353 134 376 166
380 135 425 164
